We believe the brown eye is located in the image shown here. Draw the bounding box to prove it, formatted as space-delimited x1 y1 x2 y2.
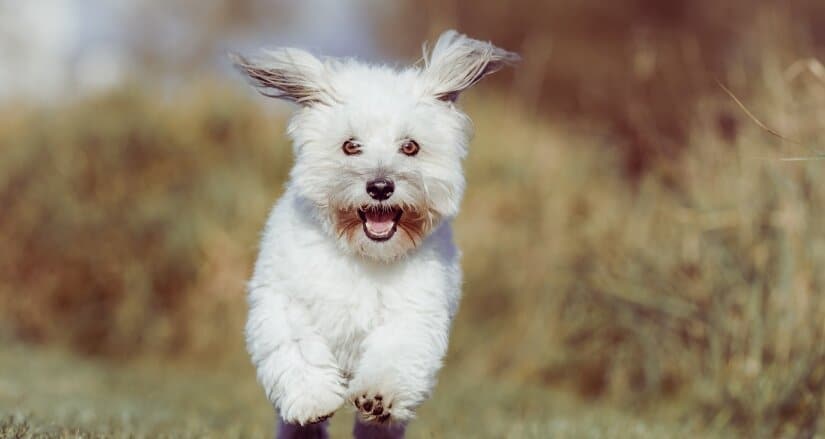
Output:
400 139 420 156
342 139 361 155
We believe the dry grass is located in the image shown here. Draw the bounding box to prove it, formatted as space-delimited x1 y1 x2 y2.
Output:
0 67 823 436
459 92 825 436
380 0 825 175
0 85 282 357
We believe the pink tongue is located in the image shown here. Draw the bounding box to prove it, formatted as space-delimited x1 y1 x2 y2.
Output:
365 211 396 234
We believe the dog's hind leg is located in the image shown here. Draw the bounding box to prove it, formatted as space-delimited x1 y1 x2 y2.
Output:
277 417 330 439
352 416 406 439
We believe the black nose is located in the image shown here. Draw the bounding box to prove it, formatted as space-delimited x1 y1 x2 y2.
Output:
366 178 395 201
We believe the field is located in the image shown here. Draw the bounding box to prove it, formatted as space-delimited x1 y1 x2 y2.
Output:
0 75 823 437
0 341 707 438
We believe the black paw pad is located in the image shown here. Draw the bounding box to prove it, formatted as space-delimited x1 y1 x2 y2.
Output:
354 393 392 423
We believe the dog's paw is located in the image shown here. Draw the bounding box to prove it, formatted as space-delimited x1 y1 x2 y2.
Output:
350 389 415 424
279 376 346 426
306 412 334 425
354 392 392 423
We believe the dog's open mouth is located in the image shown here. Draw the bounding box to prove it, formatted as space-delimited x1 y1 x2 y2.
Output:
357 206 403 241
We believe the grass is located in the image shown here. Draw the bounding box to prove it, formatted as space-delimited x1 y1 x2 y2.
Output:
0 71 824 437
0 341 717 438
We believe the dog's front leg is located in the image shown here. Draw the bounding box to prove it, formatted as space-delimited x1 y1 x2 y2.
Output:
246 290 346 428
347 309 451 426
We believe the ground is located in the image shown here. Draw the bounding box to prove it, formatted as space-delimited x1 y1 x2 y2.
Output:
0 343 712 439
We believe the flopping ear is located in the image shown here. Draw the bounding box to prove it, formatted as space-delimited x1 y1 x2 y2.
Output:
422 30 520 102
230 48 329 106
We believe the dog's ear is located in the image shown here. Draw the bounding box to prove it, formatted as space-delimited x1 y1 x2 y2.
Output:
422 30 520 103
230 48 329 106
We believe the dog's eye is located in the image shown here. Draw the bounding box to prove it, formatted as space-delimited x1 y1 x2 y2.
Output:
342 139 362 156
400 139 420 156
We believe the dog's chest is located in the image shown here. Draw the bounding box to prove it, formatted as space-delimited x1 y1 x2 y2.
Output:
297 261 395 371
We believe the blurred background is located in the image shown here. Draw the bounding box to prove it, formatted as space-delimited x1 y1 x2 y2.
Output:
1 0 824 437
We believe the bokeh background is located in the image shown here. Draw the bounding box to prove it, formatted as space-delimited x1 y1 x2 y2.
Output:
1 0 824 437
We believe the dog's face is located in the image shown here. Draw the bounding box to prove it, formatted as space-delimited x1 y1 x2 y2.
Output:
234 31 518 261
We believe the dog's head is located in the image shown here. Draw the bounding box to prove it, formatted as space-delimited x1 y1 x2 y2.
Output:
233 30 518 261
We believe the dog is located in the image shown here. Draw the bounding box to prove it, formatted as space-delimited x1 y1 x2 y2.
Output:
232 30 518 439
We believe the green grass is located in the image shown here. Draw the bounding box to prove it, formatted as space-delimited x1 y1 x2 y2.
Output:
0 342 717 438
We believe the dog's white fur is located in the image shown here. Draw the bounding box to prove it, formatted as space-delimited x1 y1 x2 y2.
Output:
235 30 517 428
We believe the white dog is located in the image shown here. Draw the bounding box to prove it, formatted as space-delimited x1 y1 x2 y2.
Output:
233 30 517 439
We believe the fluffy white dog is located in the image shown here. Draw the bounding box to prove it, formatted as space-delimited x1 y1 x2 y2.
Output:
233 30 517 438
